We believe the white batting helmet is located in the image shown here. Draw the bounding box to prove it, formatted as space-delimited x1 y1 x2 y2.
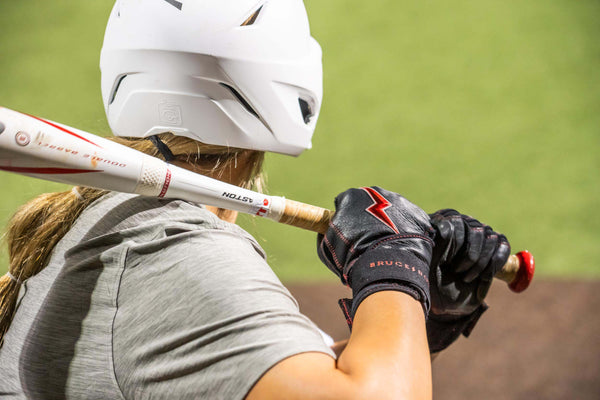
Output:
100 0 322 156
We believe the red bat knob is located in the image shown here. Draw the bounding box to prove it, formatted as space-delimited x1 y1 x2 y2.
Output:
494 250 535 292
507 250 535 293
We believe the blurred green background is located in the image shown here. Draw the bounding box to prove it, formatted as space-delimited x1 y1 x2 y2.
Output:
0 0 598 281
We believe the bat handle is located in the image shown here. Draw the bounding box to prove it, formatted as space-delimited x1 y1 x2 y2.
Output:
279 199 535 292
278 199 335 234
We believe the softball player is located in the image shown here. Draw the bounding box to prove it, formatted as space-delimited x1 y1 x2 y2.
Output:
0 1 509 398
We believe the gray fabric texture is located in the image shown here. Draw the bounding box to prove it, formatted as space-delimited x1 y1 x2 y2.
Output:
0 192 334 399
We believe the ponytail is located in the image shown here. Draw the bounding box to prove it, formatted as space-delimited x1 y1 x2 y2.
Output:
0 187 107 346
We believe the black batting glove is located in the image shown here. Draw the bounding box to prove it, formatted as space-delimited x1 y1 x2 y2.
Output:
317 187 435 328
427 209 511 353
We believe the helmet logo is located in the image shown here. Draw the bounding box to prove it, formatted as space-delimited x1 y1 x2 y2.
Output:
162 0 183 11
158 101 183 126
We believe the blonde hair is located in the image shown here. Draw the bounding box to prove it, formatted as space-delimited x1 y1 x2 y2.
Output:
0 133 264 346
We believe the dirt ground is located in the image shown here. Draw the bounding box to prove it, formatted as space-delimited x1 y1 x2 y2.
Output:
287 279 600 400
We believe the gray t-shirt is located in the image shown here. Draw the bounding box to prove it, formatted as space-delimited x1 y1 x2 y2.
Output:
0 193 334 399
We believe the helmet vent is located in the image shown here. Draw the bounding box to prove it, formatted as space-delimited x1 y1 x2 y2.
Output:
220 83 259 118
162 0 183 11
241 5 263 26
298 98 313 124
109 74 128 105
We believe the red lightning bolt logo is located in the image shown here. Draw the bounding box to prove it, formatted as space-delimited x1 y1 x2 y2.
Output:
361 187 399 234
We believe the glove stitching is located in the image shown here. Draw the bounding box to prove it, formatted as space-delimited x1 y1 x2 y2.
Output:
331 222 358 255
338 299 354 329
369 234 434 251
323 235 344 272
344 258 358 285
330 222 352 246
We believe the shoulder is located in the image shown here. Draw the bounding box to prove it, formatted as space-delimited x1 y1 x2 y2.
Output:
92 192 282 313
68 195 334 400
70 192 266 259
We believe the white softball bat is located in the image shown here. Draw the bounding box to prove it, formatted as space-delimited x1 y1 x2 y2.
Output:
0 106 331 232
0 106 534 291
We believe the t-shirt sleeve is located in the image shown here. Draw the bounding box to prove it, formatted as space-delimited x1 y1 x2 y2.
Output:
112 227 335 400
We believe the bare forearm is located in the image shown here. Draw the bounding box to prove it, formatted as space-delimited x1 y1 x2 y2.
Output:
247 291 432 400
248 188 434 400
336 291 432 399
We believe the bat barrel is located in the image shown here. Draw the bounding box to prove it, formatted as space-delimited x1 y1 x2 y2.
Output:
0 107 286 220
0 107 147 193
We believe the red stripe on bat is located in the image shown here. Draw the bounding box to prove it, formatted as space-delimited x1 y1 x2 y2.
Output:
25 113 102 148
158 168 172 198
0 166 102 174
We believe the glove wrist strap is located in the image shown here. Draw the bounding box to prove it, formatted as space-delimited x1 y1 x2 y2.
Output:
426 303 488 353
348 240 432 314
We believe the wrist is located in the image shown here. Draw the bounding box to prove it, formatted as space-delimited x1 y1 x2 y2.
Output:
351 282 426 319
348 237 433 318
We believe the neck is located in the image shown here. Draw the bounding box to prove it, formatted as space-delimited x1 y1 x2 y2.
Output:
171 158 249 224
205 206 239 224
